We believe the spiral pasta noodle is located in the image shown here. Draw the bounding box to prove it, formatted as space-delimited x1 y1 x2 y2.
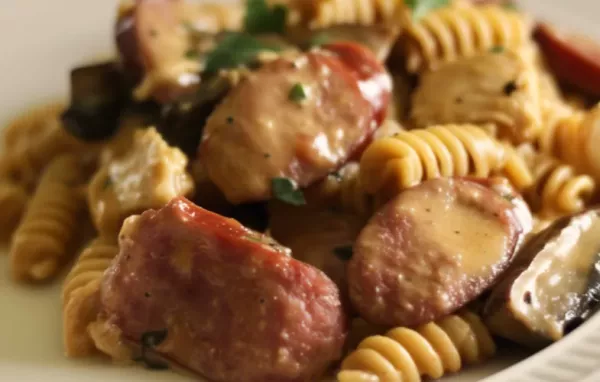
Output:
359 124 529 204
0 103 90 189
63 237 119 357
10 154 89 282
403 2 532 73
0 180 29 242
337 311 495 382
307 0 402 28
517 144 595 218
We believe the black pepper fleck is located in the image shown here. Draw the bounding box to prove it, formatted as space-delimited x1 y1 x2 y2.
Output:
425 208 431 212
454 230 460 234
264 153 271 158
149 29 158 37
503 81 518 96
226 116 234 124
144 292 151 298
455 97 463 104
259 297 265 304
524 291 532 304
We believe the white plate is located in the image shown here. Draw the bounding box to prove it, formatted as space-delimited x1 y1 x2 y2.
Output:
1 0 600 381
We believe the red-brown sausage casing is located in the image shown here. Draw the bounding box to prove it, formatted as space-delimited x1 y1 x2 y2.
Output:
100 197 348 382
348 178 528 327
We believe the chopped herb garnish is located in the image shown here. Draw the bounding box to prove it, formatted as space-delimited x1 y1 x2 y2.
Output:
289 83 308 103
503 2 518 11
405 0 450 21
490 46 504 54
245 235 264 243
503 81 518 96
309 33 331 48
204 33 282 73
135 329 169 370
244 0 288 34
502 192 516 202
103 177 112 190
333 245 353 261
272 177 306 206
184 49 199 59
331 171 343 181
226 116 235 124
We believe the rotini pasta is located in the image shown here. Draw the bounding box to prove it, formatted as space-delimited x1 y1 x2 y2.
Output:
359 124 529 204
0 180 29 242
402 2 532 73
306 0 402 28
0 103 91 189
62 237 119 357
517 144 595 218
10 154 89 282
337 311 495 382
411 47 542 143
535 103 600 181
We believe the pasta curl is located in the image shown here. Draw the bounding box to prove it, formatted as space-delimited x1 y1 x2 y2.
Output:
10 154 89 282
403 2 532 73
0 180 29 241
359 124 528 204
63 237 119 357
0 103 91 188
306 0 402 28
518 145 595 218
338 311 495 382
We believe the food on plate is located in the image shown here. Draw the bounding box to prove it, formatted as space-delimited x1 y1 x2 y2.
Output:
401 1 532 73
61 62 128 141
534 23 600 97
358 124 531 205
87 127 194 235
484 208 600 347
338 311 495 382
410 47 541 143
348 177 530 327
10 154 89 282
200 41 391 204
98 197 348 381
3 0 600 381
62 237 119 357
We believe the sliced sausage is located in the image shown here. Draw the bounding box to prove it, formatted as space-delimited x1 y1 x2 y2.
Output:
535 23 600 97
347 178 528 327
116 0 243 103
100 197 348 382
200 42 392 204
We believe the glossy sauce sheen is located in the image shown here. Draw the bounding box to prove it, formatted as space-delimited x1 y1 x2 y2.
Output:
510 210 600 340
99 197 347 382
348 178 525 327
201 43 391 204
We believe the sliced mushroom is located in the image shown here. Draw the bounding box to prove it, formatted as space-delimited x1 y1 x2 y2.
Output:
484 208 600 347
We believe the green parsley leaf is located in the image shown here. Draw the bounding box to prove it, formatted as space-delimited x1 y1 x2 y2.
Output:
333 245 353 261
272 177 306 206
289 83 307 103
245 234 264 243
405 0 450 21
309 32 331 48
184 49 199 59
103 177 112 190
244 0 288 34
490 46 504 54
503 2 518 11
204 33 282 73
